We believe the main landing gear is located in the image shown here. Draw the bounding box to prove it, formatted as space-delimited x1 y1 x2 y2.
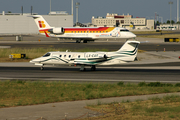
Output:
76 40 88 43
91 65 96 71
80 65 96 71
76 40 81 43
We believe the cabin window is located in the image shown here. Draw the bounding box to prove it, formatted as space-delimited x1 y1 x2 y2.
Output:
106 31 108 33
84 31 85 33
96 31 98 33
69 55 71 58
120 29 129 32
43 52 51 57
78 55 80 58
75 31 76 33
71 31 73 33
64 55 66 57
59 55 62 57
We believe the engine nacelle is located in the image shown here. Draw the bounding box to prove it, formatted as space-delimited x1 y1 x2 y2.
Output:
48 27 64 34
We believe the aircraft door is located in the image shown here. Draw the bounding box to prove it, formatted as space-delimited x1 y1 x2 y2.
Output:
111 28 120 37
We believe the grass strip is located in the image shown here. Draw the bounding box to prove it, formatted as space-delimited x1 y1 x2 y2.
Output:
137 34 180 38
84 95 180 120
0 48 108 62
0 81 180 108
132 31 173 35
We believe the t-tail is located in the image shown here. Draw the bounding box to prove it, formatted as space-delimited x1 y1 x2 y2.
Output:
115 40 140 62
32 15 52 37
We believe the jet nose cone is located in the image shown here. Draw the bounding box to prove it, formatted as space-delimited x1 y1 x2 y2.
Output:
30 60 34 63
132 34 136 38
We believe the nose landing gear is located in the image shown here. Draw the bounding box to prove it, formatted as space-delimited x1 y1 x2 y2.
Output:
41 64 44 71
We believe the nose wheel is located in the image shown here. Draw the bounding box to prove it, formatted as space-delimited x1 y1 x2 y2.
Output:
41 65 44 70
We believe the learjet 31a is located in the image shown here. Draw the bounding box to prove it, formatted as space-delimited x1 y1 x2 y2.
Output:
30 40 140 71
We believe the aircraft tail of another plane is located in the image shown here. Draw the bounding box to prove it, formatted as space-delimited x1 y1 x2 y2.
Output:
31 15 52 37
32 15 51 29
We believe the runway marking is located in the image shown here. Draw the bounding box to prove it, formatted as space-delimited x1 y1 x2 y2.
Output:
0 46 11 48
0 77 180 83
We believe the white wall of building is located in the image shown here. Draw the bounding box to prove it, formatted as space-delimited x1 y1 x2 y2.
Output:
0 14 73 34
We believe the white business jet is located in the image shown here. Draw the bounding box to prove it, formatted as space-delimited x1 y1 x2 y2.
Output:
31 15 136 43
30 40 140 71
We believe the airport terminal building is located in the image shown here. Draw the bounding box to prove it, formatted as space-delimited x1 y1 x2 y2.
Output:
0 11 73 35
91 13 154 30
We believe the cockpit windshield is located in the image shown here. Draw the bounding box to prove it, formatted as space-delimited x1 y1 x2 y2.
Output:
120 29 129 32
43 52 51 57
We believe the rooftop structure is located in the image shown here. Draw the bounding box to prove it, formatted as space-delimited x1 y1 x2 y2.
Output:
92 13 154 30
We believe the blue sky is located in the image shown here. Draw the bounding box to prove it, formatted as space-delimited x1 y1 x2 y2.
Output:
0 0 178 23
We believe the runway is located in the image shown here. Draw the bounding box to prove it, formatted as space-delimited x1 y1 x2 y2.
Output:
0 65 180 83
0 37 180 83
1 41 180 51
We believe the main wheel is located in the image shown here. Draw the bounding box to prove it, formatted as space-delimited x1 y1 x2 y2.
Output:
83 40 87 43
41 67 44 71
91 65 96 71
76 40 81 43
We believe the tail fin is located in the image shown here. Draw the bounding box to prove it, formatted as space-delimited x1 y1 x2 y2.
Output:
31 15 51 29
31 15 52 37
117 40 140 52
116 40 140 62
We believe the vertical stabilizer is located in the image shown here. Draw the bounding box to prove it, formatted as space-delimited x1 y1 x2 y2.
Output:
116 40 140 62
31 15 51 30
117 40 140 52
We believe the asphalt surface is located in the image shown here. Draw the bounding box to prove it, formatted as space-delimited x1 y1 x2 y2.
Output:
1 35 180 51
0 36 180 120
1 41 180 51
0 65 180 83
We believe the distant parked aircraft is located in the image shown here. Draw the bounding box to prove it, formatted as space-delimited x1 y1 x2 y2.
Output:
31 15 136 43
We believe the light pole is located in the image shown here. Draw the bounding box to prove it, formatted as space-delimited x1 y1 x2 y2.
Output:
76 2 80 24
72 0 73 15
159 16 163 24
177 0 179 22
50 0 51 15
169 1 173 26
